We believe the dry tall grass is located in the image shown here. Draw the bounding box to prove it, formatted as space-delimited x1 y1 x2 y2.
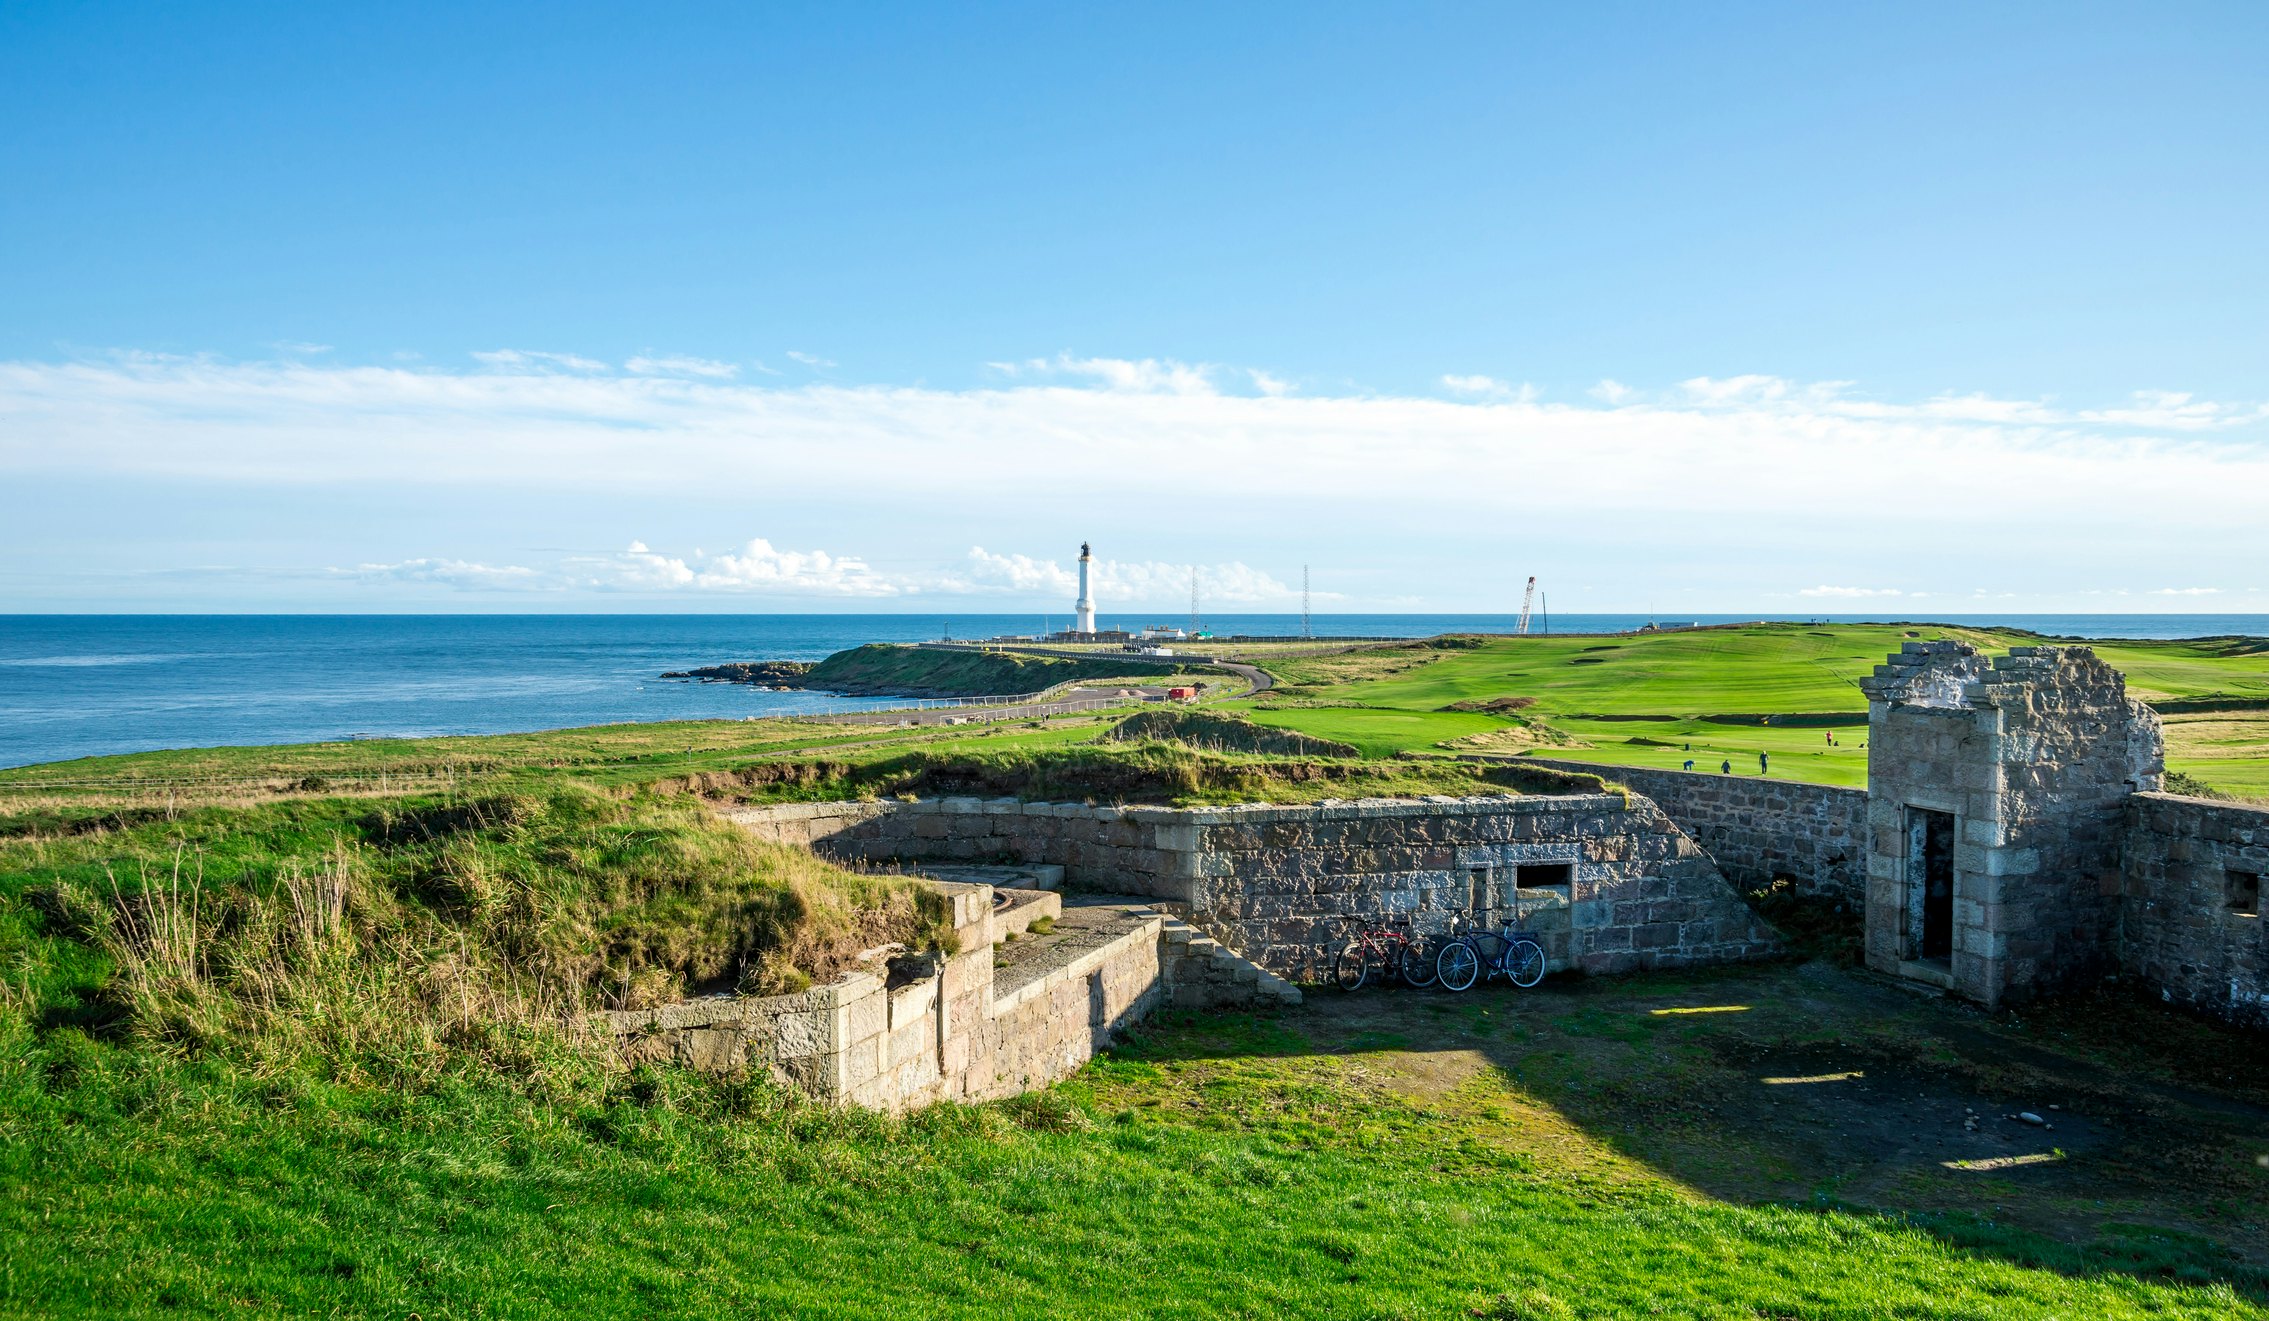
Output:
63 787 949 1089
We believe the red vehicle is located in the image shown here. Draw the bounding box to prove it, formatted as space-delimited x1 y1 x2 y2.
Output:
1166 686 1198 701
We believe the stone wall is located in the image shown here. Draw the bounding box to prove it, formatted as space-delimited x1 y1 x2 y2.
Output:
604 877 1290 1110
729 793 1782 981
1513 757 1867 902
1861 641 2165 1008
2119 792 2269 1028
1173 795 1777 979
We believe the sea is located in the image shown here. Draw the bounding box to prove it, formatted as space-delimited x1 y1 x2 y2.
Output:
3 613 2265 771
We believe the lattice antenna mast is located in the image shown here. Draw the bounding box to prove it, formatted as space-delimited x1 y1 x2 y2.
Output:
1189 567 1201 636
1301 565 1312 639
1516 576 1537 635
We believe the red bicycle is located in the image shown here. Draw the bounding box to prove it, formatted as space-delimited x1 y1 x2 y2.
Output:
1331 915 1439 990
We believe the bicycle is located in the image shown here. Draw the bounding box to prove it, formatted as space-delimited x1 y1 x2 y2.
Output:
1331 914 1439 990
1434 906 1547 993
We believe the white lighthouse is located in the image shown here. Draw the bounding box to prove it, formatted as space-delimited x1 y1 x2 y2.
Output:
1074 541 1096 635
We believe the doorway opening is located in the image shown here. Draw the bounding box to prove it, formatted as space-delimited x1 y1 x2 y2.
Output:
1907 807 1956 962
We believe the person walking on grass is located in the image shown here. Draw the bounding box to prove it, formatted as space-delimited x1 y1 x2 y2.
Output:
1684 759 1695 771
1721 759 1731 774
1759 751 1770 775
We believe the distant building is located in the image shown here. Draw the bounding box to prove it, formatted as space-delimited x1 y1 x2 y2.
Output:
1074 542 1096 635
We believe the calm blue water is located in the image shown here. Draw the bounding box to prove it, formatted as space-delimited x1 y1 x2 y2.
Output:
2 613 2263 770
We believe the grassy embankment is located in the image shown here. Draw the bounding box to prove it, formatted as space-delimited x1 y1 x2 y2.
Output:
1236 624 2269 798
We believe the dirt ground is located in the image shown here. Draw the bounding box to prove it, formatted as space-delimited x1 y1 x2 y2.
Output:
1112 957 2269 1290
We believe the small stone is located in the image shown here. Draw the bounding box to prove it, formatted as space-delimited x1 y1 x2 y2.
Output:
2016 1111 2046 1126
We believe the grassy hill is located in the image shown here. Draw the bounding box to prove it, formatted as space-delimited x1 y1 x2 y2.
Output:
799 644 1178 697
1239 624 2269 796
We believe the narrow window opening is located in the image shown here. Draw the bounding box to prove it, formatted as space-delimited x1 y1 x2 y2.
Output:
2229 870 2261 917
1516 862 1573 895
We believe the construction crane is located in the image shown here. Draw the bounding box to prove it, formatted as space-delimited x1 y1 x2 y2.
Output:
1516 576 1537 635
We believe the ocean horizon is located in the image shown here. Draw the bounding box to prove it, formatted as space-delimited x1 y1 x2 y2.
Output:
4 612 2265 770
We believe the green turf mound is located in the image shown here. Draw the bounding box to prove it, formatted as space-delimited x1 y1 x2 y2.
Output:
1098 709 1360 758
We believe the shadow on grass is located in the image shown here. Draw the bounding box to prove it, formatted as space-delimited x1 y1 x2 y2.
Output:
1104 959 2269 1302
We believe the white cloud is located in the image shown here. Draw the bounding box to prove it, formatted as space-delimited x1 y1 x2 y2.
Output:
785 350 836 369
1681 374 1792 405
334 558 545 589
997 353 1218 395
274 341 333 356
956 547 1073 595
1248 369 1295 398
319 540 1298 604
1441 374 1537 403
945 548 1297 605
2081 390 2263 432
1797 586 1910 598
3 354 2265 612
625 355 739 379
2151 586 2223 596
1590 379 1632 404
597 539 902 596
10 356 2262 525
470 348 608 373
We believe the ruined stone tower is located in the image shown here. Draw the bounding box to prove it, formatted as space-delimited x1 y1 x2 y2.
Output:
1860 641 2164 1008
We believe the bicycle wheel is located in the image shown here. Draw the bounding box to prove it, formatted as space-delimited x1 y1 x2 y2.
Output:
1332 943 1371 991
1507 938 1547 988
1397 937 1438 988
1435 938 1481 993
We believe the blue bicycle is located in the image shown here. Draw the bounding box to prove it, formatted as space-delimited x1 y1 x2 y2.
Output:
1434 907 1547 992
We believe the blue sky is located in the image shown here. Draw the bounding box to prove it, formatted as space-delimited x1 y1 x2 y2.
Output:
2 1 2265 613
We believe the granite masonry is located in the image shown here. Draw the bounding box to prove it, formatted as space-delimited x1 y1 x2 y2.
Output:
604 876 1298 1110
2119 792 2269 1028
1859 641 2166 1008
729 793 1781 981
1506 758 1868 904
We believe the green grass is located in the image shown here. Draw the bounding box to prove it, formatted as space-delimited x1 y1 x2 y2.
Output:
1235 624 2269 798
2085 639 2269 705
1531 717 1872 787
1265 624 2004 717
6 625 2269 1315
1238 706 1515 759
5 966 2261 1318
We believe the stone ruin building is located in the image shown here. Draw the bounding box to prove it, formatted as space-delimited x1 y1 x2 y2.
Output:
612 640 2267 1109
1858 642 2164 1006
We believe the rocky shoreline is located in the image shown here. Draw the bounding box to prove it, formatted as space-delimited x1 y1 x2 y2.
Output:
660 661 815 688
663 643 1180 700
658 659 973 698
